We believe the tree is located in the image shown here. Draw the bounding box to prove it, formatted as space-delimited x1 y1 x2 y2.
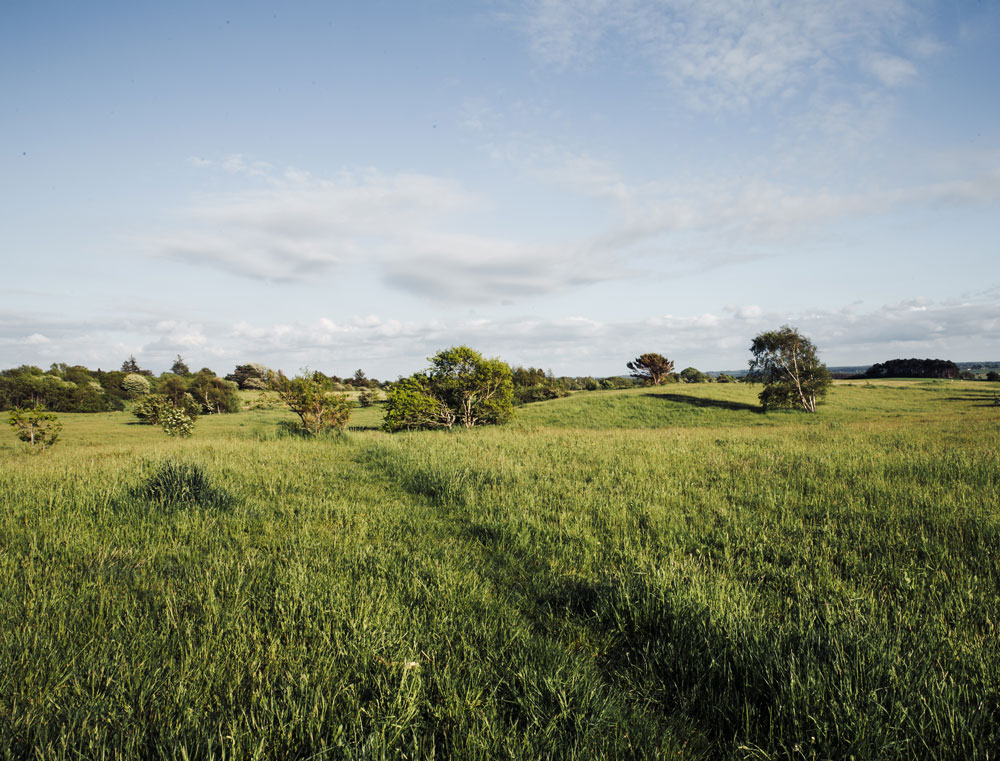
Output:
170 355 191 377
382 376 457 431
627 353 675 386
383 346 514 432
277 371 352 435
987 371 1000 382
8 406 62 450
156 375 201 416
121 355 142 374
747 326 831 412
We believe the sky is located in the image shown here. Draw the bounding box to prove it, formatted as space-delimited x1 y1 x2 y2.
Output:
2 0 998 378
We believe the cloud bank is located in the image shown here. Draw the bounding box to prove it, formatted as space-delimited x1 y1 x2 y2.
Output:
3 297 997 377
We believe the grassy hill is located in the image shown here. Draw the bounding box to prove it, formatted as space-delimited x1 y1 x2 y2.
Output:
1 380 998 759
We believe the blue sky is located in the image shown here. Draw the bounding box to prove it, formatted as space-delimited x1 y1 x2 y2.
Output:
2 0 998 377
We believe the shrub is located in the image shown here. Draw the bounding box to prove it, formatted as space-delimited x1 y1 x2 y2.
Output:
133 394 171 425
131 461 233 511
160 406 195 437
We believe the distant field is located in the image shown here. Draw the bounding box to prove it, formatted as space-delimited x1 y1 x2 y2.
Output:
1 381 998 759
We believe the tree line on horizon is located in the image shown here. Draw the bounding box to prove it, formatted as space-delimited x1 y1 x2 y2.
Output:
3 328 997 448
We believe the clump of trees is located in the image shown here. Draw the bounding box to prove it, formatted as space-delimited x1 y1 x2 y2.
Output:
383 346 514 431
1 365 130 412
511 366 569 404
748 326 831 412
627 353 675 385
865 358 960 379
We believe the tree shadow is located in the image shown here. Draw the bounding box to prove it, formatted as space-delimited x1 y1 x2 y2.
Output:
943 390 1000 407
643 392 763 413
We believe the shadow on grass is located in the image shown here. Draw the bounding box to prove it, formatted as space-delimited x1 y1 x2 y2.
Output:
643 392 763 413
943 391 1000 407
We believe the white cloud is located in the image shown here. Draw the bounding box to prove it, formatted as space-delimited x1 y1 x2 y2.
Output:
143 150 1000 306
3 296 999 376
143 160 638 302
516 0 935 115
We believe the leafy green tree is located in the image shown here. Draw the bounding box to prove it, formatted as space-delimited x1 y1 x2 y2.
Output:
715 373 736 383
627 353 675 385
383 346 514 432
277 371 352 435
8 406 62 450
747 326 831 412
987 371 1000 382
382 376 456 431
156 375 201 416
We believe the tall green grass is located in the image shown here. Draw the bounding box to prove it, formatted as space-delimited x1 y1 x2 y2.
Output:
1 381 997 759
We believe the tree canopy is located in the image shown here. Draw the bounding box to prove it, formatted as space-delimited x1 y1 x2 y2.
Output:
865 358 959 379
383 346 513 431
747 326 831 412
627 353 675 385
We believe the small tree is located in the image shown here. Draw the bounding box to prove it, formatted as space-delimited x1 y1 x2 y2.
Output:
8 406 62 450
747 326 831 412
627 353 675 385
121 355 142 374
277 372 352 435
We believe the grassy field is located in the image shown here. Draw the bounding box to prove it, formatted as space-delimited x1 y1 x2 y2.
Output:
1 381 998 759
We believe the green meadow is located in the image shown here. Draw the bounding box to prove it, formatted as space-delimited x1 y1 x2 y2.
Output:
1 381 998 759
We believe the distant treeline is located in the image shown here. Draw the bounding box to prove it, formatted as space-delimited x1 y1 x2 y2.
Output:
4 352 996 414
864 358 960 379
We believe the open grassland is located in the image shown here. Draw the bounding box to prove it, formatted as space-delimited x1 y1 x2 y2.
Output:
1 381 998 759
